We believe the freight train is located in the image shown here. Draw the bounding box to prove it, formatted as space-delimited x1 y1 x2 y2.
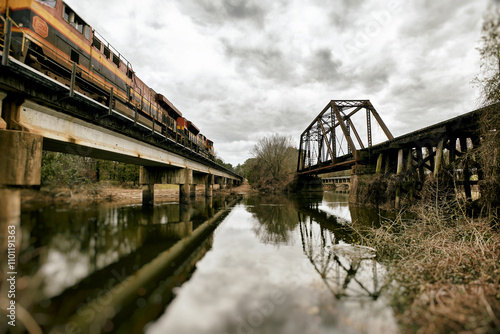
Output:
0 0 215 160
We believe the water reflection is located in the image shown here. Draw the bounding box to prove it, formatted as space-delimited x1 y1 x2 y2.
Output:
11 192 398 333
245 195 300 245
147 192 397 334
299 218 384 300
15 196 234 333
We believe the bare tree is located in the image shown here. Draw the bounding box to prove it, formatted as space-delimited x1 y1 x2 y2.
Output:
475 3 500 212
250 134 297 192
476 3 500 104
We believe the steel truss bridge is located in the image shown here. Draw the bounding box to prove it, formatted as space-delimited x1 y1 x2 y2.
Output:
297 99 490 204
297 100 394 174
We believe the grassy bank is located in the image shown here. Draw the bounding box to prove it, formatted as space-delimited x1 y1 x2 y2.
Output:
353 183 500 333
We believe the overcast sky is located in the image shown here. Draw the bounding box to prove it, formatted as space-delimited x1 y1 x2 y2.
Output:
66 0 490 166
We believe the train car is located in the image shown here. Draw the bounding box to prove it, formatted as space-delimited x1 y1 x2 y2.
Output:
206 138 214 159
196 133 215 160
0 0 215 160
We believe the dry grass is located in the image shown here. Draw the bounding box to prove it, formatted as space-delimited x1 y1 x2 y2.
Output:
353 180 500 333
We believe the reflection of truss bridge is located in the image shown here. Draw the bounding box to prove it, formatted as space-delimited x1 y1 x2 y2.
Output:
298 213 384 300
297 100 393 174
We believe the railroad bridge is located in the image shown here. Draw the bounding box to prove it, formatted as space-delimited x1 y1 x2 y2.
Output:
0 50 242 228
297 100 488 208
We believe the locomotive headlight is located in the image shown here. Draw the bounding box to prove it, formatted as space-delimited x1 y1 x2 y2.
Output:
19 23 24 27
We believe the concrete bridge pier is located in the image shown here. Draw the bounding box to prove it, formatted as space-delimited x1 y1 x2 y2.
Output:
141 171 155 207
140 167 222 206
0 129 43 292
205 174 214 198
179 168 193 205
215 176 225 190
140 166 193 206
1 94 43 262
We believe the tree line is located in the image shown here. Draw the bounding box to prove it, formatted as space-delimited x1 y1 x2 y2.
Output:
41 152 140 188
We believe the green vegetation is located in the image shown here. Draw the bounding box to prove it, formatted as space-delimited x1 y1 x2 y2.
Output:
41 151 140 188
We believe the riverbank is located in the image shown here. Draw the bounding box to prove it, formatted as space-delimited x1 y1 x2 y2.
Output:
354 198 500 333
21 183 257 207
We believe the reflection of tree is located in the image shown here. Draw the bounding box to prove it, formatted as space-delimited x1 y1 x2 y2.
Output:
245 195 300 245
298 213 385 300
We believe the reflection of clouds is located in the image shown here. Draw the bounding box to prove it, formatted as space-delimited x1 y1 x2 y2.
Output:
318 192 352 223
148 203 398 334
148 206 328 334
40 246 90 297
317 203 351 224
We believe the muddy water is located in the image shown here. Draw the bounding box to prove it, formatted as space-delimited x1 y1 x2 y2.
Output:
14 192 398 334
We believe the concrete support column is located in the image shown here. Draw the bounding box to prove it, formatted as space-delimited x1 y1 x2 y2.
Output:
384 151 391 174
190 185 197 198
434 139 444 177
219 177 226 189
395 149 404 209
140 167 155 207
205 174 214 198
376 153 383 174
396 149 404 175
0 130 42 299
179 168 193 204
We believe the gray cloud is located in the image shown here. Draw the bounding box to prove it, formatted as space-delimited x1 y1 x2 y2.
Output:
304 48 343 83
65 0 488 165
177 0 268 28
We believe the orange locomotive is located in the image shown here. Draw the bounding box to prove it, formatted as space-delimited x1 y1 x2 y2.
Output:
0 0 215 160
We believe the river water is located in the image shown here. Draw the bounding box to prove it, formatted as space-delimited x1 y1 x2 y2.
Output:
14 192 399 334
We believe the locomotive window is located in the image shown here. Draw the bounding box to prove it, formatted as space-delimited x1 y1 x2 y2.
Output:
71 50 80 64
112 54 120 67
35 0 56 8
92 36 102 51
127 67 134 79
63 5 86 34
84 26 90 40
103 46 111 59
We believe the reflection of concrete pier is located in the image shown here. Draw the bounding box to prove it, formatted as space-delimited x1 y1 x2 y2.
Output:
51 197 239 333
168 204 193 239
